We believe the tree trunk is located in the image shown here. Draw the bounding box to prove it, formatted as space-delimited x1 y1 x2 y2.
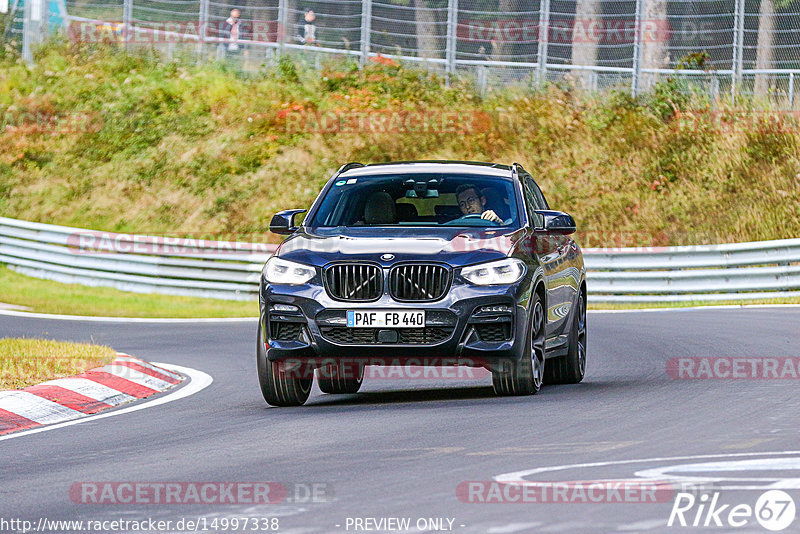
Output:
754 0 775 98
640 0 668 89
571 0 599 89
414 0 440 60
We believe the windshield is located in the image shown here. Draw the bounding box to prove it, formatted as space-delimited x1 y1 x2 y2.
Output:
307 173 521 228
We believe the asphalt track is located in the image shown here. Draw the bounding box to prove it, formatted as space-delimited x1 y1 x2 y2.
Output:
1 308 799 533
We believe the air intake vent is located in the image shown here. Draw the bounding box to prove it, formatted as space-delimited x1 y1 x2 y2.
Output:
389 264 450 301
320 327 454 345
475 323 512 342
324 263 383 301
269 321 304 341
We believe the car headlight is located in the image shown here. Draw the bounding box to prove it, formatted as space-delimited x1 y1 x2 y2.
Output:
461 258 526 286
262 257 316 285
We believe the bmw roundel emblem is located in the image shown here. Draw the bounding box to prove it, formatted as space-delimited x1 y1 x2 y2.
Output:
381 253 395 261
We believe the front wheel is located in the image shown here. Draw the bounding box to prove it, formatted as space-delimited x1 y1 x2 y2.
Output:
545 288 586 385
256 322 312 406
492 293 545 396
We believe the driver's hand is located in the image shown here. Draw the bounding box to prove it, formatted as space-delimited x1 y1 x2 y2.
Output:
481 210 502 223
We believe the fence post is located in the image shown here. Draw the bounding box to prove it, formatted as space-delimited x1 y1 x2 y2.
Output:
196 0 208 61
123 0 132 52
359 0 371 66
630 0 642 97
790 72 795 108
277 0 286 57
536 0 550 86
731 0 744 101
22 0 35 63
445 0 457 74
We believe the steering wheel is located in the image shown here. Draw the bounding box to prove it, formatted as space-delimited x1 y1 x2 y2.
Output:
453 213 500 226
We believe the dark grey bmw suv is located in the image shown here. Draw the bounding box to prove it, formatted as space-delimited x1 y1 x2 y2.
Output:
258 161 586 406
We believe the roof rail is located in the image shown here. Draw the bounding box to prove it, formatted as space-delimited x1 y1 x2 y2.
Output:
333 162 366 178
345 160 511 169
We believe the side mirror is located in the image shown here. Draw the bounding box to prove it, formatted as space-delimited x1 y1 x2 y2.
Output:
269 209 307 235
534 210 576 235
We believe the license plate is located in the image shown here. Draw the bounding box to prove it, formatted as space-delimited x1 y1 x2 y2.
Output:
346 310 425 328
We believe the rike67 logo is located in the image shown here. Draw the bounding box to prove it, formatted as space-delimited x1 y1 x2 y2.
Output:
668 490 796 531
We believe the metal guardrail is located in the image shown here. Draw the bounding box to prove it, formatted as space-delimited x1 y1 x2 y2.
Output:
1 217 799 303
0 217 274 300
584 239 800 302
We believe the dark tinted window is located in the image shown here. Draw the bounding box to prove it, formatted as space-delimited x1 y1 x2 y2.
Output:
308 173 521 228
525 176 549 210
523 178 546 227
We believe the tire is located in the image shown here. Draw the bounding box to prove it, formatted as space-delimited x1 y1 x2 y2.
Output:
492 293 545 396
544 288 586 385
317 362 364 394
256 322 313 406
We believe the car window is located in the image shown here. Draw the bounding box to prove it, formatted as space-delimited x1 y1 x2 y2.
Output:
308 173 521 228
523 178 545 228
526 176 549 210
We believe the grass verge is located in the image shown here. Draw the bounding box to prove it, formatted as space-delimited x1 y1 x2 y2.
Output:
0 265 256 318
0 337 117 390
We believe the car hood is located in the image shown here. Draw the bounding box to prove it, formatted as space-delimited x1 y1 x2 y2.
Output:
275 227 524 268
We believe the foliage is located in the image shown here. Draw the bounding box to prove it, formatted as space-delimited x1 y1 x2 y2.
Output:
1 43 799 247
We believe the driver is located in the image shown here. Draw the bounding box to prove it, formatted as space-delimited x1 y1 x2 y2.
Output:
455 184 502 223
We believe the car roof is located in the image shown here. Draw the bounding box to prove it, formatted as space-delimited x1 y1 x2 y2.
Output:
338 161 514 179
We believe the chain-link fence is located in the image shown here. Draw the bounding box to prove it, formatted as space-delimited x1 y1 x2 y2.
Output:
4 0 800 105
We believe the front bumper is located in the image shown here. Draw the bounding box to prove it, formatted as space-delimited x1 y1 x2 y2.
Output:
259 280 530 368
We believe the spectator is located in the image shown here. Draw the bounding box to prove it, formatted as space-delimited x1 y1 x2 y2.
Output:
219 8 242 57
299 8 317 45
